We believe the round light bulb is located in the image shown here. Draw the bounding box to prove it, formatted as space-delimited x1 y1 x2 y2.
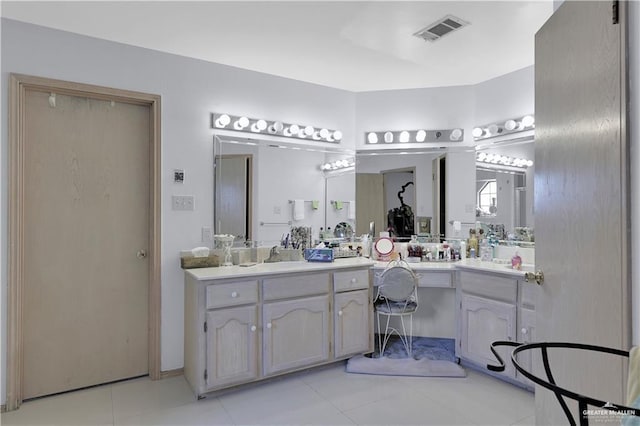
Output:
477 152 487 161
416 130 427 142
273 121 284 132
472 127 483 138
319 128 330 139
238 116 249 128
505 120 517 131
367 132 378 144
332 130 343 141
256 119 267 131
289 124 300 134
522 115 535 127
399 131 410 143
384 131 394 143
488 124 499 135
526 160 534 167
312 131 321 140
450 128 463 141
215 114 231 128
297 128 306 138
304 125 314 136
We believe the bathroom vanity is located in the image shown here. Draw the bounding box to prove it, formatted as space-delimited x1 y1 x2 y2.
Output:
183 257 374 398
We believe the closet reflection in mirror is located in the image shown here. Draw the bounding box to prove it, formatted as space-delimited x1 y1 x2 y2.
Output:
213 135 355 247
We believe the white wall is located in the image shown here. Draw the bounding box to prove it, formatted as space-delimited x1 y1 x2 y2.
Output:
0 18 356 403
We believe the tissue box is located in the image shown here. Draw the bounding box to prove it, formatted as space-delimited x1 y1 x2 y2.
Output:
304 248 334 262
180 254 219 269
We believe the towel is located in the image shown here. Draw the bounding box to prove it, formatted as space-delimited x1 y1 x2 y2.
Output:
293 199 305 221
191 247 210 258
311 200 319 210
335 201 343 210
627 346 640 406
348 200 356 220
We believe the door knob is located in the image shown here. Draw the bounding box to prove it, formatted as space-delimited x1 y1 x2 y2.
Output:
524 270 544 285
136 249 148 259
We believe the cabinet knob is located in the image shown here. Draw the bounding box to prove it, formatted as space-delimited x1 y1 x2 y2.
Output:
350 278 357 283
338 310 343 316
521 327 528 335
266 323 272 329
250 325 257 332
231 291 238 298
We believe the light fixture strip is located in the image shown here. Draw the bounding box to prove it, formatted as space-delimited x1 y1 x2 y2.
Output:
364 128 464 144
212 113 342 143
476 152 533 168
320 157 355 171
472 115 535 141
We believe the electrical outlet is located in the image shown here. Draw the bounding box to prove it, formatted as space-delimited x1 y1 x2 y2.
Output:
201 227 213 242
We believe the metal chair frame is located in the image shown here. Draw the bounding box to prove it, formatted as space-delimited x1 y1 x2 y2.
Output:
374 259 419 358
488 340 640 426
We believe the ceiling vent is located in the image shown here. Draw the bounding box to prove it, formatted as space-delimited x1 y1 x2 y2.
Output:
413 15 470 42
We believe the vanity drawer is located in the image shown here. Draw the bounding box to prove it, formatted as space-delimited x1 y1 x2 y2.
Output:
417 271 453 288
334 269 370 292
206 280 259 309
263 273 330 301
460 271 517 303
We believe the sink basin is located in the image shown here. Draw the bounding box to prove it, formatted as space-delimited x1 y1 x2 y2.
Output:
504 264 535 273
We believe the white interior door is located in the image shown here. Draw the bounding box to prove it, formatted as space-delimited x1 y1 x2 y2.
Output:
22 88 151 399
535 2 629 424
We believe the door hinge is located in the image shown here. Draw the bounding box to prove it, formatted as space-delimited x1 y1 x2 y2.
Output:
612 0 619 25
204 369 208 381
204 322 207 333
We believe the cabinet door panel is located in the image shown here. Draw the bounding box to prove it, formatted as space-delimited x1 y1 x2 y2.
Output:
335 290 371 358
206 305 259 389
460 294 516 378
516 307 536 387
263 295 329 376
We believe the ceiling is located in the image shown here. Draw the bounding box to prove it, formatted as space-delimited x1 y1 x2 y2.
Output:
1 1 554 92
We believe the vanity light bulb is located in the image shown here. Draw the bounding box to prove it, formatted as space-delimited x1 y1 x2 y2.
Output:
238 116 249 128
332 130 343 141
215 114 231 128
312 131 321 140
522 115 535 128
416 130 427 142
283 128 292 137
505 120 517 131
450 128 463 141
256 119 267 131
273 121 284 132
472 127 483 138
526 160 534 167
477 152 487 161
289 124 300 135
367 132 378 144
384 131 394 143
399 131 410 143
488 124 500 136
319 128 330 139
304 125 314 136
298 128 307 138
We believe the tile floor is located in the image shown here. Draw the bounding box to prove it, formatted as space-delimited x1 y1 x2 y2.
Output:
1 363 535 426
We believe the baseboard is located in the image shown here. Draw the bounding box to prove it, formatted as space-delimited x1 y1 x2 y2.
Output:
160 368 184 379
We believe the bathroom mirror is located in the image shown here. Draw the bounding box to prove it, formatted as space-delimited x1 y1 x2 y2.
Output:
475 138 535 236
213 135 355 246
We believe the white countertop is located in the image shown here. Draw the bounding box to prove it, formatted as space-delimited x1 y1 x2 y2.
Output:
186 257 375 281
185 256 530 281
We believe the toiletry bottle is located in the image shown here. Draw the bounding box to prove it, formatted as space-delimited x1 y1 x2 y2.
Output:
470 247 476 259
460 240 467 260
511 252 522 270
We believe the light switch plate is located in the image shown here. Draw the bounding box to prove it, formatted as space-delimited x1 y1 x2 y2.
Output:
172 195 195 211
201 227 213 242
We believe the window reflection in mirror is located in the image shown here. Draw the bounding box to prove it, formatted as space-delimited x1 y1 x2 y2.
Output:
475 139 534 239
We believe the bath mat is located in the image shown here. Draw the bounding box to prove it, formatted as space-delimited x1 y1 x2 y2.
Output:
346 336 466 378
346 355 466 377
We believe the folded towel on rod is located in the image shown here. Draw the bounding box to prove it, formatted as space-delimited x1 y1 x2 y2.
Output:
293 199 305 221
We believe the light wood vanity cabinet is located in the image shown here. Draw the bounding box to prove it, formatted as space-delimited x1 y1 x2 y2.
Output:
184 262 373 398
457 269 537 389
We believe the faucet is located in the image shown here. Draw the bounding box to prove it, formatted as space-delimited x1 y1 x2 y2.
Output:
264 246 282 263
